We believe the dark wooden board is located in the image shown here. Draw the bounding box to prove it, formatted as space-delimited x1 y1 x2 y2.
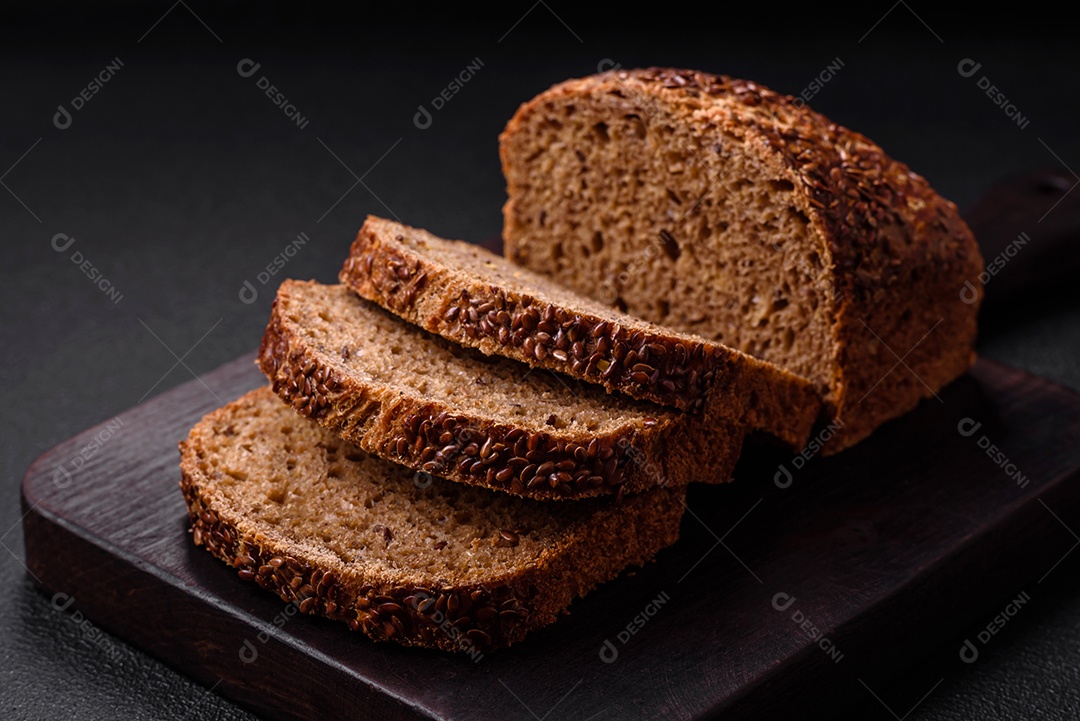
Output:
20 355 1080 720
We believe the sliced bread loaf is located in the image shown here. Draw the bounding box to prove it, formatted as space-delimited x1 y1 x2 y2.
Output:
179 386 685 653
339 215 820 450
499 68 984 452
258 280 747 500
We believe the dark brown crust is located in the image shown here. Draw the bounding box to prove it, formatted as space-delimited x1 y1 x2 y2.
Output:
257 281 743 500
339 216 821 451
178 392 685 653
499 68 984 453
342 218 727 412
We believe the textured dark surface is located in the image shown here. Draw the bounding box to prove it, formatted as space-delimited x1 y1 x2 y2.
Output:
3 6 1080 720
20 354 1080 721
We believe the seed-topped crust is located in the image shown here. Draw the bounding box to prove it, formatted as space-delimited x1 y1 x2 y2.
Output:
340 216 820 451
500 68 984 453
258 281 747 500
179 387 685 653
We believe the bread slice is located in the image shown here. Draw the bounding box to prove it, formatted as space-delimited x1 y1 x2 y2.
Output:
179 387 685 653
499 68 984 452
339 215 820 450
258 280 747 500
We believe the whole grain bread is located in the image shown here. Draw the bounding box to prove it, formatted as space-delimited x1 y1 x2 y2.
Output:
499 67 984 452
179 387 685 653
258 280 747 500
339 215 820 450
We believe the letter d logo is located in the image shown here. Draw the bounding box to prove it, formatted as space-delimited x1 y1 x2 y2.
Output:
413 105 433 130
959 280 980 305
957 58 982 78
597 283 618 305
239 280 258 304
774 464 793 489
51 592 75 611
53 104 72 130
53 463 72 489
239 639 259 664
237 58 261 78
599 639 619 663
772 592 796 612
52 233 76 252
959 638 979 663
957 417 982 438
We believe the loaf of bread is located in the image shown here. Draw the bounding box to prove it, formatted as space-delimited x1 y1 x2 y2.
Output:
500 68 984 451
180 66 986 660
179 387 685 653
258 280 748 500
339 215 820 449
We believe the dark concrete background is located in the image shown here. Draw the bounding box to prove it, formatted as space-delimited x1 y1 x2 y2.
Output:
3 4 1079 719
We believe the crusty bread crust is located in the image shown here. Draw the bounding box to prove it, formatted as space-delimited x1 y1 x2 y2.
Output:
258 281 747 500
340 215 820 450
179 387 685 653
500 68 984 452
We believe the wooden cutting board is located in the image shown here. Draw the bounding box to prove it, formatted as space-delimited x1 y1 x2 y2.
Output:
20 353 1080 720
